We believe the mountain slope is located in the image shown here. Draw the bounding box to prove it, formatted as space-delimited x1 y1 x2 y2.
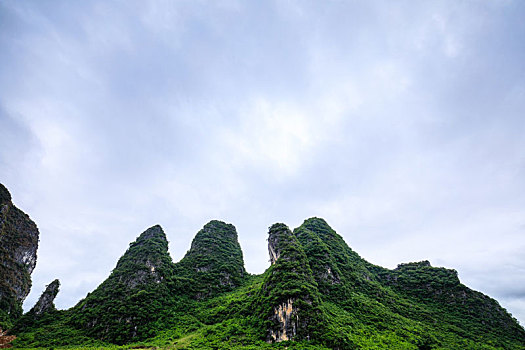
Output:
294 217 525 349
69 225 176 344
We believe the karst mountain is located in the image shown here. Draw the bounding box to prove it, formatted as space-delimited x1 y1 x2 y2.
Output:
1 183 524 349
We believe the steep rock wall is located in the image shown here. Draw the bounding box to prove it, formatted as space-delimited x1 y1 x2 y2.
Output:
0 184 39 328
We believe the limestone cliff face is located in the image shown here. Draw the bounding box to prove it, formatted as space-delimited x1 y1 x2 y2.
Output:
29 279 60 317
267 227 282 265
0 184 39 327
261 223 324 343
268 298 298 342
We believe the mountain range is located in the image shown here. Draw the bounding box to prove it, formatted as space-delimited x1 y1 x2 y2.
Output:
1 183 524 349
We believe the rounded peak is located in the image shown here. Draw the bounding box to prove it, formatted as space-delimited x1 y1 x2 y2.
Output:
268 222 290 233
189 220 239 251
296 217 339 240
0 183 12 203
203 219 235 231
301 217 332 230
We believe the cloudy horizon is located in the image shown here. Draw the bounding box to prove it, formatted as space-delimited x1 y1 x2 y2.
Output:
1 1 524 326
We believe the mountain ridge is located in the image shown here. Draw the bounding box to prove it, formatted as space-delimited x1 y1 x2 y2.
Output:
2 205 523 348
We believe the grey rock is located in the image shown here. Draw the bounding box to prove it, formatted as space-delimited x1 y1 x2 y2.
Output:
0 183 39 325
30 279 60 316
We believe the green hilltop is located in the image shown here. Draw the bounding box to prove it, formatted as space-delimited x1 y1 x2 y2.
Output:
6 217 525 349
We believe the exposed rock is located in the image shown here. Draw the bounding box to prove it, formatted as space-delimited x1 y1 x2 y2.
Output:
0 184 39 327
0 327 16 348
30 279 60 317
269 298 297 342
268 226 282 265
261 223 324 343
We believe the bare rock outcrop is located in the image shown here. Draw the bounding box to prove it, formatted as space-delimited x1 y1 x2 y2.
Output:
29 279 60 317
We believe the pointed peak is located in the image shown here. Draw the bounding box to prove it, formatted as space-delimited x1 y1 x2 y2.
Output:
48 279 60 288
135 224 167 244
0 183 11 204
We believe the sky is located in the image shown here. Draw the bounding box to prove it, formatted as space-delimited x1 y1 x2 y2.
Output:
1 0 525 326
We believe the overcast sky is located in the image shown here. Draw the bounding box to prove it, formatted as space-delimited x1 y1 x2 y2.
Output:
1 0 525 326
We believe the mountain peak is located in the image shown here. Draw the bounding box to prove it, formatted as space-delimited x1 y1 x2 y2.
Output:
296 217 339 242
187 220 239 254
70 225 175 344
0 184 11 204
174 220 246 298
135 224 166 244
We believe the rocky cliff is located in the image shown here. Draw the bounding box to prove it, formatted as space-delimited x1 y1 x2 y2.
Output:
260 223 325 343
0 184 39 329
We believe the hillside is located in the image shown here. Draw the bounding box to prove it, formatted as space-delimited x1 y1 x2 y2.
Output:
8 217 525 349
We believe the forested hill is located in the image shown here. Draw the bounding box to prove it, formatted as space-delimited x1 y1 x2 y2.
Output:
6 214 525 349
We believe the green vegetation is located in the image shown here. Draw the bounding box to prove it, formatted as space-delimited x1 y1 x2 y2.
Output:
258 223 325 342
172 220 247 299
8 218 525 349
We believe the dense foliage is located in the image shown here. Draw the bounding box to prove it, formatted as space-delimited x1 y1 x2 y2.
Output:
172 220 247 299
9 218 525 349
